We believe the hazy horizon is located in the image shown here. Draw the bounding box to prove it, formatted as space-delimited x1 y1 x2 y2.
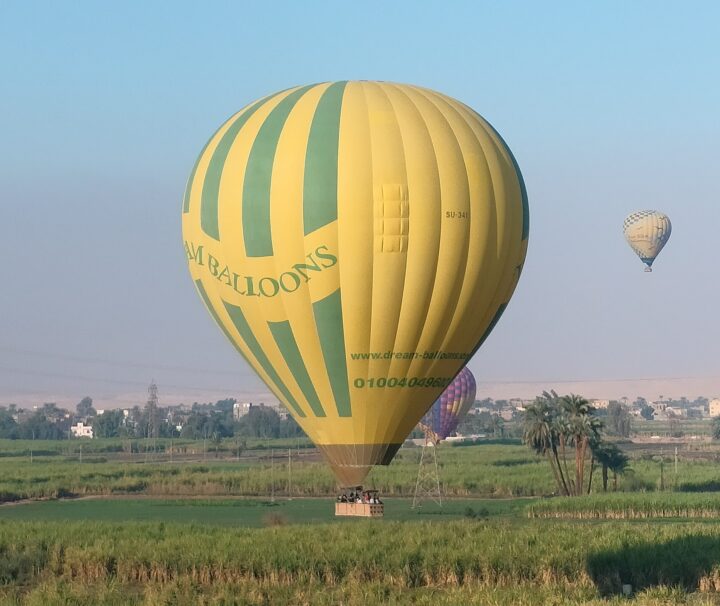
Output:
3 2 720 412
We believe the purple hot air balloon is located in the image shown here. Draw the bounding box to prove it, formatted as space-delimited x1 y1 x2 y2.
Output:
422 367 477 440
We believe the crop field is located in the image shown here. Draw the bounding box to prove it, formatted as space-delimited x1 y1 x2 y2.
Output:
2 516 720 604
632 419 713 438
3 440 720 603
3 438 720 503
529 492 720 519
0 440 557 502
0 496 531 526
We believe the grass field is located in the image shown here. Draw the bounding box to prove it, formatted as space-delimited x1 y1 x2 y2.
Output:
529 492 720 519
3 438 720 503
2 511 720 604
4 439 720 603
0 496 532 526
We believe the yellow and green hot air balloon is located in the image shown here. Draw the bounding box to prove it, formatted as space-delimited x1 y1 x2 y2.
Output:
182 81 528 486
623 210 672 272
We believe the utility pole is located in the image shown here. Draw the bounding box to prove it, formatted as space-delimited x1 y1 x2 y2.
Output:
288 448 292 500
659 455 665 491
270 448 275 503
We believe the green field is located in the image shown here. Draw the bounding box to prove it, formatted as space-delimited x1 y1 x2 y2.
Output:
4 439 720 603
2 510 720 604
0 496 531 526
3 437 720 503
529 492 720 519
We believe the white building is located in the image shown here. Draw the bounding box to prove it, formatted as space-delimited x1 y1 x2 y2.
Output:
233 402 254 420
649 401 666 417
591 399 610 409
70 422 93 438
709 399 720 417
664 406 685 418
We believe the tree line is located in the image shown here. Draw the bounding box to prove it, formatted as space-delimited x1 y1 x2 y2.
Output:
0 397 305 441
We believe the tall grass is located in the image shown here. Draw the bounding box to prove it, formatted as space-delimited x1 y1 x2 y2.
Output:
7 579 718 606
2 519 720 598
528 492 720 519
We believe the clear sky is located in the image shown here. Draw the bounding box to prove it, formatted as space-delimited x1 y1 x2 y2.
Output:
2 1 719 409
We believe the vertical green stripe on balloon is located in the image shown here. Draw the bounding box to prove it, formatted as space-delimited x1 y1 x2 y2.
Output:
508 150 529 241
183 132 217 214
243 85 314 257
313 288 351 417
303 81 347 235
199 96 277 240
268 320 326 417
220 297 306 418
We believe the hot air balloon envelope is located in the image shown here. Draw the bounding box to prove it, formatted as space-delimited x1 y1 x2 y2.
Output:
623 210 671 271
423 367 477 440
182 81 528 486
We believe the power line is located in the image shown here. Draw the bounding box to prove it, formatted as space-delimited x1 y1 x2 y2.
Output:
4 363 718 391
0 345 243 377
474 374 720 385
0 365 249 394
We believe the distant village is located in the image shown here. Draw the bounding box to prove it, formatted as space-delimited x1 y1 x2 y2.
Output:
0 387 299 441
471 396 717 422
0 388 717 441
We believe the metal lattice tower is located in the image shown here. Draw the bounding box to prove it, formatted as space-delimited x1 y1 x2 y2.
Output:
146 380 159 454
412 424 442 508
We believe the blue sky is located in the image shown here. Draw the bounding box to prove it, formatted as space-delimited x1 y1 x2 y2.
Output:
2 1 720 408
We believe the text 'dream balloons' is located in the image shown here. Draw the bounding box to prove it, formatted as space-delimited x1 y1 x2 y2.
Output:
422 367 477 441
623 210 671 272
182 81 529 486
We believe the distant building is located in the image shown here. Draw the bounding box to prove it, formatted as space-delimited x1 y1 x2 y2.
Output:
652 401 667 413
709 399 720 417
499 409 514 421
505 398 531 410
591 399 610 409
664 406 685 419
233 402 254 420
70 422 93 438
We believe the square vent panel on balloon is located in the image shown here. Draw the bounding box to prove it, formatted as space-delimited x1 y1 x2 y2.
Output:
374 184 409 253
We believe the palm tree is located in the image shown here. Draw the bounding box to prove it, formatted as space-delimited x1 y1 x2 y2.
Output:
553 412 575 495
608 447 630 491
592 441 629 492
490 414 505 438
522 393 569 496
562 395 602 495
